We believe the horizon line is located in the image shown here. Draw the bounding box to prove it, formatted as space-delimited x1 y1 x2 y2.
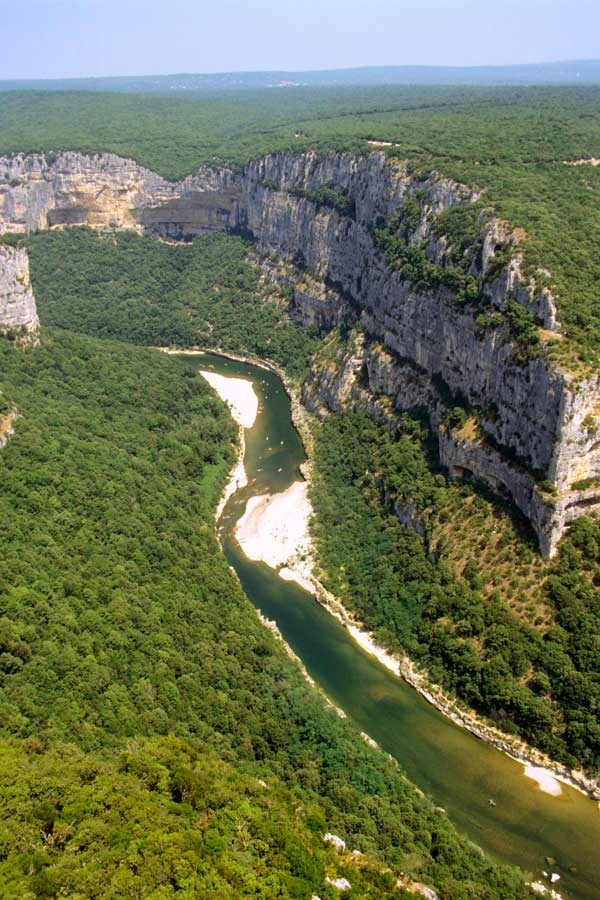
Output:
1 58 599 84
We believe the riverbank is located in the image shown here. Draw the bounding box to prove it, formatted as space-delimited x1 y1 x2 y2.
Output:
155 345 314 459
270 368 600 801
268 531 599 801
157 346 600 800
236 490 599 801
310 587 600 800
269 517 600 800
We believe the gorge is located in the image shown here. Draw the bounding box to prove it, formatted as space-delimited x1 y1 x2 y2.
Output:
2 148 599 558
2 135 600 897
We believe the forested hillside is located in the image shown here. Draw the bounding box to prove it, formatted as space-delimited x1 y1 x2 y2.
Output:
0 330 531 896
0 736 422 899
25 227 320 379
309 408 600 774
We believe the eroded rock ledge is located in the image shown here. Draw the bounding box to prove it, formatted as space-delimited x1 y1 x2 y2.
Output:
1 148 598 554
0 244 39 344
0 152 241 239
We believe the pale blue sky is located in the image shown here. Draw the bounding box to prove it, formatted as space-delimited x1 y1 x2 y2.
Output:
0 0 597 79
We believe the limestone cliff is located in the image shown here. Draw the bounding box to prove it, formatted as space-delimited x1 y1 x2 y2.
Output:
239 153 600 556
0 152 241 239
0 148 597 554
0 407 17 449
0 244 39 343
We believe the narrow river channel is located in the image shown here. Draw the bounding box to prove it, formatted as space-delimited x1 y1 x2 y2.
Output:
179 352 600 900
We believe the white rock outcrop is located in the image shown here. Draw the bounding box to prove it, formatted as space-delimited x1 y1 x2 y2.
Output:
0 244 39 343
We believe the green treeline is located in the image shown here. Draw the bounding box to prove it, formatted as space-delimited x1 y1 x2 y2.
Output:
309 411 600 773
26 227 320 379
0 331 530 897
2 86 600 362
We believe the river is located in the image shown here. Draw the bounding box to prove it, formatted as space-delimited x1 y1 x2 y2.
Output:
179 351 600 900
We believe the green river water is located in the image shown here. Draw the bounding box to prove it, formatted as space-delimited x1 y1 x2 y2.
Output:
182 352 600 900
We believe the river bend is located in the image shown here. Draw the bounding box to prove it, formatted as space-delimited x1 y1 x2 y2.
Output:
179 352 600 900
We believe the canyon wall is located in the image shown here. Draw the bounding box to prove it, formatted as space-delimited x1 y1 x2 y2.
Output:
0 152 242 240
0 244 39 343
240 153 600 555
0 148 598 554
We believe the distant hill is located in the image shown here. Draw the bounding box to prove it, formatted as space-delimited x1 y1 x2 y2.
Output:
1 60 600 94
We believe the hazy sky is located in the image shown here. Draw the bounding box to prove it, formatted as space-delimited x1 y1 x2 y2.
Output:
1 0 598 79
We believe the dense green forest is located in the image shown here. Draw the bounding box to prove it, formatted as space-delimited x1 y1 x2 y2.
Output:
2 85 600 362
25 227 320 379
0 86 457 177
2 85 599 178
0 330 532 896
309 409 600 773
0 736 414 899
22 224 600 772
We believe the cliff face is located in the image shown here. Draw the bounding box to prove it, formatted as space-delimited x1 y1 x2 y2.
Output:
243 155 561 468
240 153 600 555
0 245 39 343
0 148 598 554
0 152 242 239
0 407 17 449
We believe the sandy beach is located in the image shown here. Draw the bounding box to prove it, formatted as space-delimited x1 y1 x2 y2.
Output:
199 370 258 429
236 480 312 572
523 765 563 797
216 441 248 520
197 369 258 519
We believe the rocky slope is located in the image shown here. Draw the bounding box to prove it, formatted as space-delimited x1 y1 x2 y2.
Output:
1 148 598 554
0 244 39 343
0 152 241 239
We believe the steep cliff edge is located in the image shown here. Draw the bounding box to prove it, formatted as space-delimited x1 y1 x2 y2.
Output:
0 244 39 344
0 152 241 239
241 153 600 556
1 148 598 554
0 243 38 450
